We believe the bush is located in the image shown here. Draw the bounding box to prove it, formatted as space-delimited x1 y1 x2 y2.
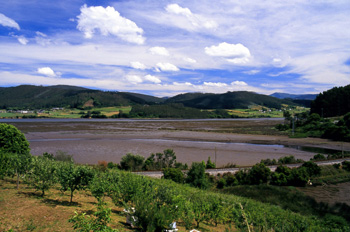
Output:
54 150 74 163
311 154 326 161
302 161 321 177
186 162 209 189
120 153 145 171
206 157 216 169
247 163 271 185
342 161 350 172
162 167 184 183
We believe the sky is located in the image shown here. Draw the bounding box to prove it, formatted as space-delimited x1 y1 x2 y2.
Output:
0 0 349 97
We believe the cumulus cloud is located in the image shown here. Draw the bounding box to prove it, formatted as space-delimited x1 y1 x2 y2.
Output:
204 82 228 87
17 36 28 45
205 42 251 64
130 61 147 70
0 13 20 30
231 81 248 86
144 74 161 83
37 67 58 77
126 75 143 84
156 62 180 72
77 5 145 44
149 46 170 56
165 4 217 30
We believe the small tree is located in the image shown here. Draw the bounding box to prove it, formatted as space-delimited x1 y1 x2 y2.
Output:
120 153 145 171
186 162 209 189
247 163 271 185
206 156 216 169
25 156 57 196
302 161 321 177
0 123 31 189
57 162 95 203
69 200 117 232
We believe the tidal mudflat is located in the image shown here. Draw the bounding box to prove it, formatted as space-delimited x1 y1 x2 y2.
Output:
5 118 350 166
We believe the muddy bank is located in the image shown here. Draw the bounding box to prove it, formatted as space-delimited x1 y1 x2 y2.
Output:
6 119 350 166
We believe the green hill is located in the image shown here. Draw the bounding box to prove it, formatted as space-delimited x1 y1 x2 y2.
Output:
166 91 295 109
0 85 163 109
311 84 350 117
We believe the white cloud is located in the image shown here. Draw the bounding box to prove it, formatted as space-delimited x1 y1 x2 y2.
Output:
205 42 251 64
37 67 57 77
183 57 197 63
243 70 260 75
35 32 51 46
149 46 170 56
17 36 28 45
204 82 228 87
126 75 143 84
165 4 217 30
231 81 248 86
144 74 161 83
130 61 147 70
0 13 20 30
77 5 145 44
156 62 179 72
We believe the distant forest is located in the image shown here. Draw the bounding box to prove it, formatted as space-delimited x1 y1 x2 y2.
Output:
310 84 350 117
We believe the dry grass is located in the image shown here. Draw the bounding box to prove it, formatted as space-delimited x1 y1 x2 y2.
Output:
0 178 232 232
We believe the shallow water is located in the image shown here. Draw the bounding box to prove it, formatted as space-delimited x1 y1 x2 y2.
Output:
6 119 349 166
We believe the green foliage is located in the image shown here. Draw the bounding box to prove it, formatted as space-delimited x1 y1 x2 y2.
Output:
69 200 118 232
54 150 74 162
246 163 271 185
311 84 350 117
205 156 216 169
311 153 326 161
0 123 30 155
143 149 177 170
186 162 209 189
57 162 95 202
162 167 184 183
302 161 321 177
25 156 57 196
0 153 12 179
342 161 350 172
119 153 145 171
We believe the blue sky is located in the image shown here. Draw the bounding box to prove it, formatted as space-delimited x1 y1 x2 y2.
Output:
0 0 349 97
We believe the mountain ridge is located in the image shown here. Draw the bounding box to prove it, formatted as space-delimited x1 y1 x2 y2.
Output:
0 85 315 109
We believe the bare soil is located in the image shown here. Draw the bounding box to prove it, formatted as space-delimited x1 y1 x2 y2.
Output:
8 119 350 166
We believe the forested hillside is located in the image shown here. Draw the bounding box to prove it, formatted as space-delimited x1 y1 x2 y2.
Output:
311 84 350 117
0 85 162 109
166 91 295 109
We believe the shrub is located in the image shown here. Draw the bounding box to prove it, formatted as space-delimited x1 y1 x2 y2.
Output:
302 161 321 177
54 150 74 162
120 153 145 171
186 162 209 189
206 156 216 169
162 167 184 183
311 154 326 161
247 163 271 185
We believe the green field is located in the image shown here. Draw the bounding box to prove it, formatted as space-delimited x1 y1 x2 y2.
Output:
226 105 308 118
0 106 132 119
